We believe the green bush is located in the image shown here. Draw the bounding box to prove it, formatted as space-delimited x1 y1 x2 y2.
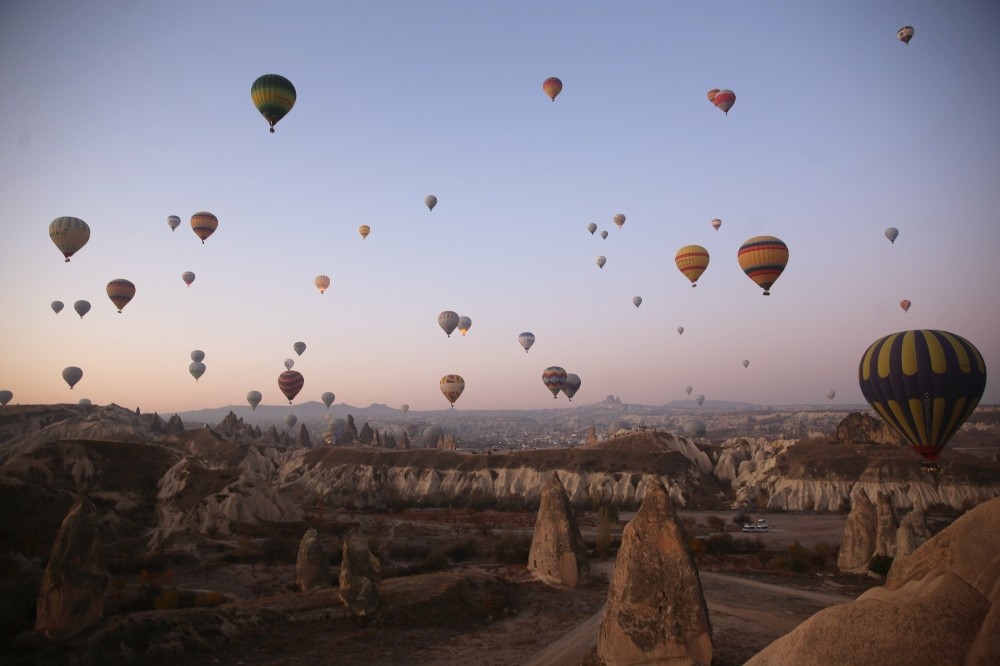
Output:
868 554 894 580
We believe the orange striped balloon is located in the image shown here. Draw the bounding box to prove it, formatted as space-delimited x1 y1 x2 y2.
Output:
191 212 218 244
106 279 136 313
542 77 563 101
737 236 788 295
675 245 710 287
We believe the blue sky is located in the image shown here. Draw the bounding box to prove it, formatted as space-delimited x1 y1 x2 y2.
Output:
1 1 998 412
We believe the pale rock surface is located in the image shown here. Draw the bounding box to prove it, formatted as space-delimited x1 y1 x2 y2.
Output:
597 479 712 665
339 528 380 616
35 496 109 641
438 433 457 451
835 412 903 446
894 507 931 561
873 490 897 557
836 489 877 573
296 527 330 591
527 473 589 587
748 496 1000 666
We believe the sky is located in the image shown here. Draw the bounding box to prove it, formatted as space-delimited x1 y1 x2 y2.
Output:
1 1 999 413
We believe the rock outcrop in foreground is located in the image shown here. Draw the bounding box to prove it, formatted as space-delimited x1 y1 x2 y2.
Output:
35 497 109 641
598 479 712 665
296 527 330 591
339 528 380 616
527 472 589 587
748 496 1000 666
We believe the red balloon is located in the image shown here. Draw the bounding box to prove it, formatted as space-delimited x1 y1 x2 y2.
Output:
713 89 736 114
278 370 304 403
542 77 563 101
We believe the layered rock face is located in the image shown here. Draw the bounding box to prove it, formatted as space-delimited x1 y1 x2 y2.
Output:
296 527 331 591
598 479 712 665
527 473 589 587
339 528 380 616
36 497 109 640
747 496 1000 666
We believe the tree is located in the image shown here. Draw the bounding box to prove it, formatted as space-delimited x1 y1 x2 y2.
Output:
868 554 894 580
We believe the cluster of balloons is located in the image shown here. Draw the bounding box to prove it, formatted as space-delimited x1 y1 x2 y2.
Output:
541 367 582 401
438 311 473 337
707 89 736 114
189 350 206 382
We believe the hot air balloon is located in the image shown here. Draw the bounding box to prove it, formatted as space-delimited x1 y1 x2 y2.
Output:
425 195 437 211
321 391 335 409
743 359 750 368
596 256 606 269
562 373 582 401
284 414 297 429
738 236 788 295
897 26 914 45
900 299 912 313
74 300 91 319
600 230 608 240
167 215 181 231
825 389 836 402
685 385 693 396
695 394 705 406
542 366 568 398
713 89 736 114
49 217 90 262
613 214 626 229
458 316 472 336
0 390 12 406
251 74 296 133
315 275 331 294
707 89 720 104
106 279 136 313
711 218 722 231
278 370 304 403
51 301 64 314
358 225 371 240
858 329 986 470
182 271 195 287
191 212 218 244
293 341 306 357
284 358 294 370
438 311 460 337
247 390 262 410
542 76 563 101
885 227 899 244
675 245 710 287
518 332 535 353
683 419 707 437
189 361 206 382
677 326 684 335
439 374 465 407
632 296 642 308
587 223 597 235
191 349 205 363
401 404 410 413
62 366 83 389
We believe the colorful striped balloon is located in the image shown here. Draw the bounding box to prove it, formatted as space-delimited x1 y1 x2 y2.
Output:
542 366 568 398
675 245 710 287
49 217 91 262
251 74 297 133
713 89 736 114
106 279 136 313
858 330 986 465
439 374 465 407
315 275 331 294
278 370 304 404
737 236 788 295
190 212 218 244
542 76 563 101
707 88 720 104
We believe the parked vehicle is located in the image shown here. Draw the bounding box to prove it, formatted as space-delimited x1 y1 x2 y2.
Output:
741 518 769 533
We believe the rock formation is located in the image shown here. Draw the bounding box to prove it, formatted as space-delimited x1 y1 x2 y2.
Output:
399 430 410 450
527 473 589 587
339 528 380 616
597 479 712 665
873 491 897 558
295 424 311 448
164 414 185 434
359 422 373 445
586 426 598 446
35 496 109 641
835 412 903 446
438 433 457 451
895 507 931 561
747 496 1000 666
149 412 165 435
837 490 878 573
295 527 330 591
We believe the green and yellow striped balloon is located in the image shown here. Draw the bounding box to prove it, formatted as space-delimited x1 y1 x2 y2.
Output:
251 74 296 133
858 330 986 464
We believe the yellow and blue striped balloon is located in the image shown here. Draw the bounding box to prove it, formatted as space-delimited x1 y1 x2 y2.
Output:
858 330 986 464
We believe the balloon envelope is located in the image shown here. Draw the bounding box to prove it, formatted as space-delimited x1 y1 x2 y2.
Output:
885 227 899 244
74 300 91 318
51 301 64 314
458 316 472 336
78 398 91 406
321 391 335 408
0 390 12 406
315 275 331 294
713 89 736 114
858 329 986 464
685 385 693 395
683 419 707 437
695 394 705 406
182 271 195 287
542 366 568 398
542 76 562 101
675 245 710 286
278 370 304 403
438 311 460 337
293 341 306 356
190 212 218 244
825 389 836 402
711 218 722 231
106 279 136 312
518 332 535 353
587 223 597 235
595 256 606 269
897 25 914 45
439 374 465 407
358 225 371 239
167 215 181 231
284 358 294 370
707 88 719 104
900 299 912 313
191 349 205 363
251 74 296 132
632 296 642 308
738 236 789 295
49 217 90 262
247 390 262 410
600 230 608 239
743 359 750 368
401 404 410 413
562 373 581 401
189 361 206 381
425 195 437 211
677 326 684 335
613 214 626 229
62 366 83 389
284 414 297 429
